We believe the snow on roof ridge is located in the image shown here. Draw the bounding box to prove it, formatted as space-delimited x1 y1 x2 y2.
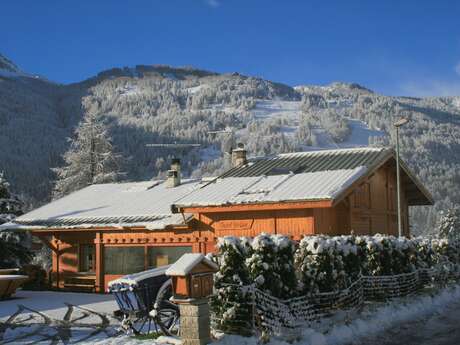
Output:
277 146 386 158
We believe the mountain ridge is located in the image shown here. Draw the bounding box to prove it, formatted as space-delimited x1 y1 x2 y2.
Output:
0 52 459 234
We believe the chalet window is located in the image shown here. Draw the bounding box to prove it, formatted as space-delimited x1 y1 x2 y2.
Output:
104 247 145 275
148 246 192 268
80 244 95 273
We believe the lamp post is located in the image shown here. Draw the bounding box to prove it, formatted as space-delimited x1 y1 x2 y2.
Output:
394 118 409 237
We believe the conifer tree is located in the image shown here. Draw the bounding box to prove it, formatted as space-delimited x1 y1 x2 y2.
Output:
436 207 460 241
0 172 23 224
0 172 32 267
53 113 122 198
209 237 253 336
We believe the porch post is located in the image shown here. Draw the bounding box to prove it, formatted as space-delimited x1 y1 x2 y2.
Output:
53 235 60 289
95 232 104 293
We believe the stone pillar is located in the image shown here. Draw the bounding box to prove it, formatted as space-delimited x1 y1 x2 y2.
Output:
178 298 211 345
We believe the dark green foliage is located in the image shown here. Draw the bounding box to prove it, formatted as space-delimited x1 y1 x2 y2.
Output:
0 172 32 268
210 237 253 336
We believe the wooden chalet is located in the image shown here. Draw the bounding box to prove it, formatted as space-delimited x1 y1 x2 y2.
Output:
172 146 433 242
1 147 433 292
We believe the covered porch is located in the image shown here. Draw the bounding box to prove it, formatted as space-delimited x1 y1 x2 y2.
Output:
33 227 209 293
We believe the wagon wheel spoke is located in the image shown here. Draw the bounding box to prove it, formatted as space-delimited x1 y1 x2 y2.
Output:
156 308 180 335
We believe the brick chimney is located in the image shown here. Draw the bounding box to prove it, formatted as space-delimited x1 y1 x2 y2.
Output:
231 143 247 168
166 158 181 188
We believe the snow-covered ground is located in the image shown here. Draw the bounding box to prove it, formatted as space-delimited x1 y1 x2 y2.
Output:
117 84 141 97
252 100 301 137
339 118 386 148
186 84 208 94
213 283 460 345
0 290 120 344
0 290 118 320
2 284 460 344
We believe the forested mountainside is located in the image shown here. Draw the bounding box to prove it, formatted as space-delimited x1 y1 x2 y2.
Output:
1 53 459 233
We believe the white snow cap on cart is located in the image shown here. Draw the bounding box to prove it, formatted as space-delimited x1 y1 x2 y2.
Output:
166 253 218 276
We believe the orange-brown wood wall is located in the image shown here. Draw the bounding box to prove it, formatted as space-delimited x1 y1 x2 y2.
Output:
38 162 412 293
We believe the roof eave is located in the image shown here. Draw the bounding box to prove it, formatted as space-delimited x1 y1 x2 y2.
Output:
331 149 434 207
174 199 334 213
398 159 434 206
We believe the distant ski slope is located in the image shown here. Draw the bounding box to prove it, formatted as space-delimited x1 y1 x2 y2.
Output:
250 100 386 149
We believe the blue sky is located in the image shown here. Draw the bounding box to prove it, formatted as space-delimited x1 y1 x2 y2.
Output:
2 0 460 96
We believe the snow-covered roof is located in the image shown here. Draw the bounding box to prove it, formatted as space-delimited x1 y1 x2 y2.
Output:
199 146 432 207
165 253 218 276
221 147 390 178
2 179 202 231
174 167 367 208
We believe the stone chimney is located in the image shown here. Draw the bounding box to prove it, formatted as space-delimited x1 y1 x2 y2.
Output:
166 158 181 188
231 143 247 168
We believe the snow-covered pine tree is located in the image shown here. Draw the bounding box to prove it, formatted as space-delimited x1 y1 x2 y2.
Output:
294 235 347 294
246 234 297 299
365 235 395 276
436 207 460 241
246 234 279 296
272 234 297 298
53 113 122 198
210 236 253 336
0 172 23 224
334 235 361 284
0 172 32 267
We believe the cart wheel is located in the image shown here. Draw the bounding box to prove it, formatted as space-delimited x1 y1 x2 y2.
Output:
154 280 180 336
122 312 157 336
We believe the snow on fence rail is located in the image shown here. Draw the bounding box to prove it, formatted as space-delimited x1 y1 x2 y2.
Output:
362 271 419 300
211 269 458 338
210 233 460 339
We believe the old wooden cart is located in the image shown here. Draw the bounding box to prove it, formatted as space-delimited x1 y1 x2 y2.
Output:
108 265 179 336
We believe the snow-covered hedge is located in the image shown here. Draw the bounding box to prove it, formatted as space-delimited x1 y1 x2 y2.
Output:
210 236 253 336
211 233 460 335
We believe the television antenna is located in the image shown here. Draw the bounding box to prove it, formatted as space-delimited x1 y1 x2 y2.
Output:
207 128 235 155
146 141 202 163
146 142 201 149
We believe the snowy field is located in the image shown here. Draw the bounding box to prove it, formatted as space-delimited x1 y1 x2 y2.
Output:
1 284 460 344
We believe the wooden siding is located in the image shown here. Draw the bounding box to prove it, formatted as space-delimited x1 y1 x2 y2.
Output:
348 162 409 236
196 209 315 241
36 161 414 293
